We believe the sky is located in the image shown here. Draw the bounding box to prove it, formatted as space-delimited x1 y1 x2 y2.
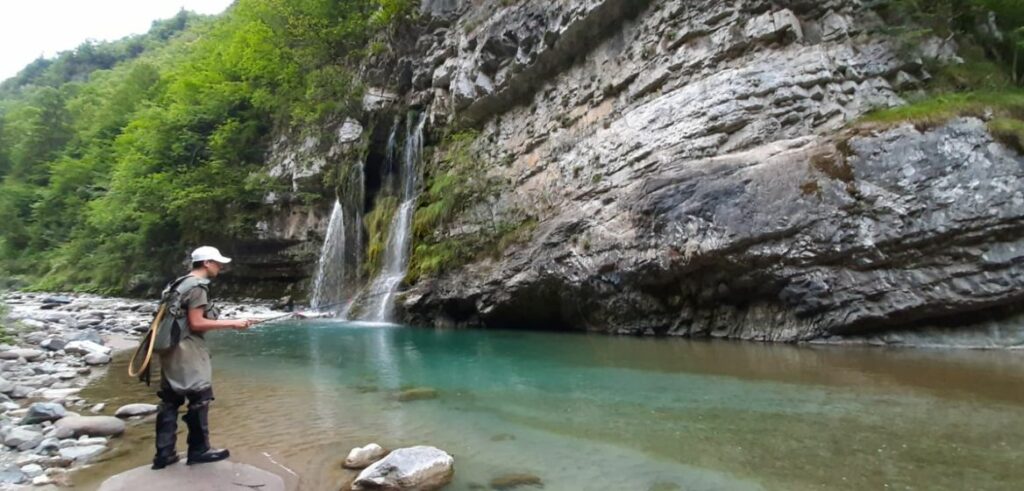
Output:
0 0 235 81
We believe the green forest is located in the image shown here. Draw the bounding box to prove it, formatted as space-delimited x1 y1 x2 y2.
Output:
0 0 415 293
0 0 1021 295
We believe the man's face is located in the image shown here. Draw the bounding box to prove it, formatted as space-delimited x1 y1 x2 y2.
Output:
206 260 224 278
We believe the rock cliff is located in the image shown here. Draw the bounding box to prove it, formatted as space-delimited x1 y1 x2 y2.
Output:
248 0 1024 341
398 0 1024 340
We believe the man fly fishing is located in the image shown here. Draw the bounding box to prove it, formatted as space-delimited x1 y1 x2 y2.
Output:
141 246 256 469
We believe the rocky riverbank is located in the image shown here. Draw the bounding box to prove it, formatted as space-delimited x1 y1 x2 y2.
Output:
0 291 277 489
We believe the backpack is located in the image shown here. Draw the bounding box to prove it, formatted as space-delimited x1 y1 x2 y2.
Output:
130 274 209 385
152 275 208 353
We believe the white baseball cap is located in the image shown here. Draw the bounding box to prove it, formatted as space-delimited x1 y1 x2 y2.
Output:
191 246 232 264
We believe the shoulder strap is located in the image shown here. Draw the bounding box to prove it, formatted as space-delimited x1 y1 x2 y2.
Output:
173 275 210 295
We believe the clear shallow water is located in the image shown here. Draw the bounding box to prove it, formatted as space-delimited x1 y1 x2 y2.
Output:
76 322 1024 490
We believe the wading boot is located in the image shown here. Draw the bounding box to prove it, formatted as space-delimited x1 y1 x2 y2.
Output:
183 400 229 465
152 401 181 470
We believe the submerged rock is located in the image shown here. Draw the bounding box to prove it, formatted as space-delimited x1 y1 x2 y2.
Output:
345 443 389 469
489 473 543 490
353 446 454 491
396 387 439 402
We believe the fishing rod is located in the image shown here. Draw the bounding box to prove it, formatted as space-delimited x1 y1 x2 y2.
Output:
248 289 409 326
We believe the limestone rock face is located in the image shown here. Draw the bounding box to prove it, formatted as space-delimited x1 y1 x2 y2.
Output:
384 0 1024 341
352 446 454 491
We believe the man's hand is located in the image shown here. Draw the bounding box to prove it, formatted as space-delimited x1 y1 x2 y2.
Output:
232 319 256 330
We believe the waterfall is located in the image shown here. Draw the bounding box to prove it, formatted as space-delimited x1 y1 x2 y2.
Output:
310 199 346 310
360 113 426 322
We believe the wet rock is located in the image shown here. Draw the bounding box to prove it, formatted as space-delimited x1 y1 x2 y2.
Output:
54 416 125 437
22 332 47 345
115 403 158 418
64 340 110 357
58 444 107 462
41 296 73 306
69 331 104 345
19 464 43 478
344 443 389 469
0 349 45 361
0 469 26 484
9 386 33 399
21 402 66 424
353 446 454 491
90 403 106 414
4 427 43 449
36 437 60 455
0 377 14 394
39 388 81 401
489 473 543 490
40 337 68 351
85 353 112 365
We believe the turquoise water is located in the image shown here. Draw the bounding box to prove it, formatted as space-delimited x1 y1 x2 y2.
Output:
80 321 1024 490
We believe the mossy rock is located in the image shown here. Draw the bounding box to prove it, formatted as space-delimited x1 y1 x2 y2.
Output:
488 473 543 490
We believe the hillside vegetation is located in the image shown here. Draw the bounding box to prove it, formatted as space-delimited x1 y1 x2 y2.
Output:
0 0 414 293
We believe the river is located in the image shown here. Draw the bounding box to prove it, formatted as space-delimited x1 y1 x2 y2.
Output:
73 321 1024 490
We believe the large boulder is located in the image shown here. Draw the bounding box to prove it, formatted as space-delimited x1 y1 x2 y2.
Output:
20 402 66 425
344 443 389 469
98 461 285 491
353 446 454 491
54 416 125 437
